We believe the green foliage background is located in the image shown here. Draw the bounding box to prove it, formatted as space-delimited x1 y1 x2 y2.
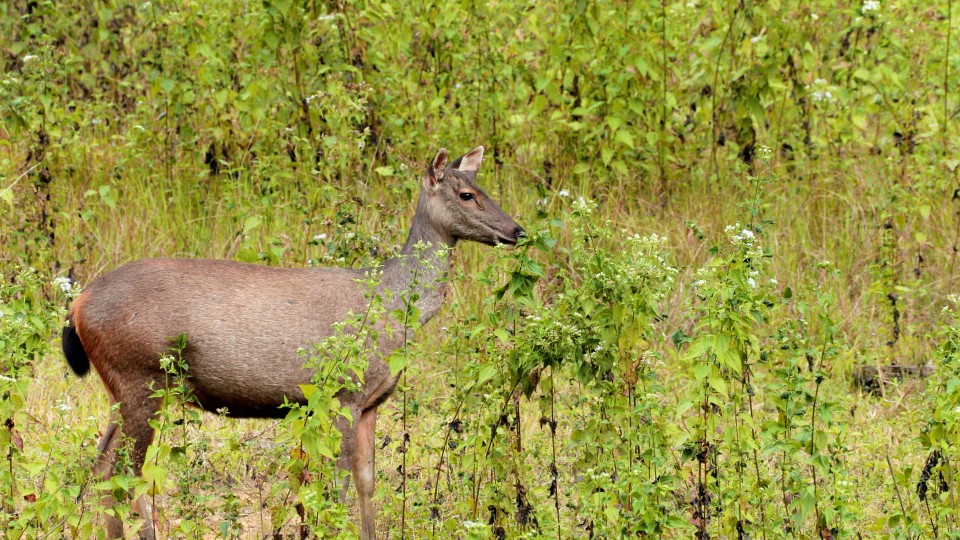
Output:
2 0 960 538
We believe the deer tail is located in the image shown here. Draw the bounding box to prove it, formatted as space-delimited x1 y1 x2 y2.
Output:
62 315 90 377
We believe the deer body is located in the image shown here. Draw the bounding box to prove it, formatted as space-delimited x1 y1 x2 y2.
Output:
63 147 522 539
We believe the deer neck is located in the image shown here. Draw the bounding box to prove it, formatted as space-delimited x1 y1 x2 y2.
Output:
379 195 453 325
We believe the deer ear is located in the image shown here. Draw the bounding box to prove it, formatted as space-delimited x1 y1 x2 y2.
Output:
456 146 484 174
424 148 448 191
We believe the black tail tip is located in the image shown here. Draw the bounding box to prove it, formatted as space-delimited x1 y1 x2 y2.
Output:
62 323 90 377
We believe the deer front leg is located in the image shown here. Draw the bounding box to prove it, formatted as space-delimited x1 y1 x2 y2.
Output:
353 406 378 540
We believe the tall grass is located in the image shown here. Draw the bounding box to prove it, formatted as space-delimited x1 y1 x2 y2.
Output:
2 0 959 538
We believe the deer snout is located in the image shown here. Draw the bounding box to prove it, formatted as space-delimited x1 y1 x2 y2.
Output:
496 225 525 246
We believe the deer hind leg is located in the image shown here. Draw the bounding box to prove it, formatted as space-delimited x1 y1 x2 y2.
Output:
353 406 378 540
93 416 123 538
94 391 160 540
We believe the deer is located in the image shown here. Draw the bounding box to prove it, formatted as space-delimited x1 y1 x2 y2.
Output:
60 146 524 540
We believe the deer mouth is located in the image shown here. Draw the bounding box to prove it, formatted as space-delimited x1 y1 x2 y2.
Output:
494 226 525 246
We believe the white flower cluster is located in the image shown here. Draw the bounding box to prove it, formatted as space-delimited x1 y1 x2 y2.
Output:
621 233 678 299
725 223 757 246
692 266 716 288
463 521 487 531
641 349 660 366
53 276 80 298
572 196 593 214
53 276 73 293
757 145 772 162
583 467 612 483
809 78 834 102
862 0 880 13
539 318 584 352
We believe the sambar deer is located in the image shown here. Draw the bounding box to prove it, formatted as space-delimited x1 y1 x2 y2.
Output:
61 146 523 539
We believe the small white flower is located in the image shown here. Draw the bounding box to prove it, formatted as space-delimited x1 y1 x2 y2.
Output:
750 35 762 44
345 232 355 239
769 278 778 285
572 196 592 213
693 279 706 287
57 403 72 412
812 90 833 102
22 54 38 63
757 145 772 161
747 277 757 288
740 229 755 240
317 14 336 21
811 13 819 20
53 276 73 293
357 140 365 150
313 233 327 241
0 375 15 382
558 189 570 198
862 0 880 13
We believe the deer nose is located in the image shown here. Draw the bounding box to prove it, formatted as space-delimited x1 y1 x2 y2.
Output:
514 226 526 239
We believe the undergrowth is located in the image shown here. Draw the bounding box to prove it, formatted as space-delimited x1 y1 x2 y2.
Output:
2 0 960 538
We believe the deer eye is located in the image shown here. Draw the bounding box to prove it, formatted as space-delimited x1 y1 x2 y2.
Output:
459 192 475 201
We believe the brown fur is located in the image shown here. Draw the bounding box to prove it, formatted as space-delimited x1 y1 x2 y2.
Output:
65 146 522 539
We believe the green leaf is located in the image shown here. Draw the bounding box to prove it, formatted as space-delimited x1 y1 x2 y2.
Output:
707 376 728 396
614 129 635 150
243 215 262 233
299 384 317 400
477 363 497 386
813 430 828 452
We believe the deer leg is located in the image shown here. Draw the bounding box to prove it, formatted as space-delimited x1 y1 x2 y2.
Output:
353 406 378 540
123 393 159 540
93 416 123 538
94 391 160 540
336 413 357 503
